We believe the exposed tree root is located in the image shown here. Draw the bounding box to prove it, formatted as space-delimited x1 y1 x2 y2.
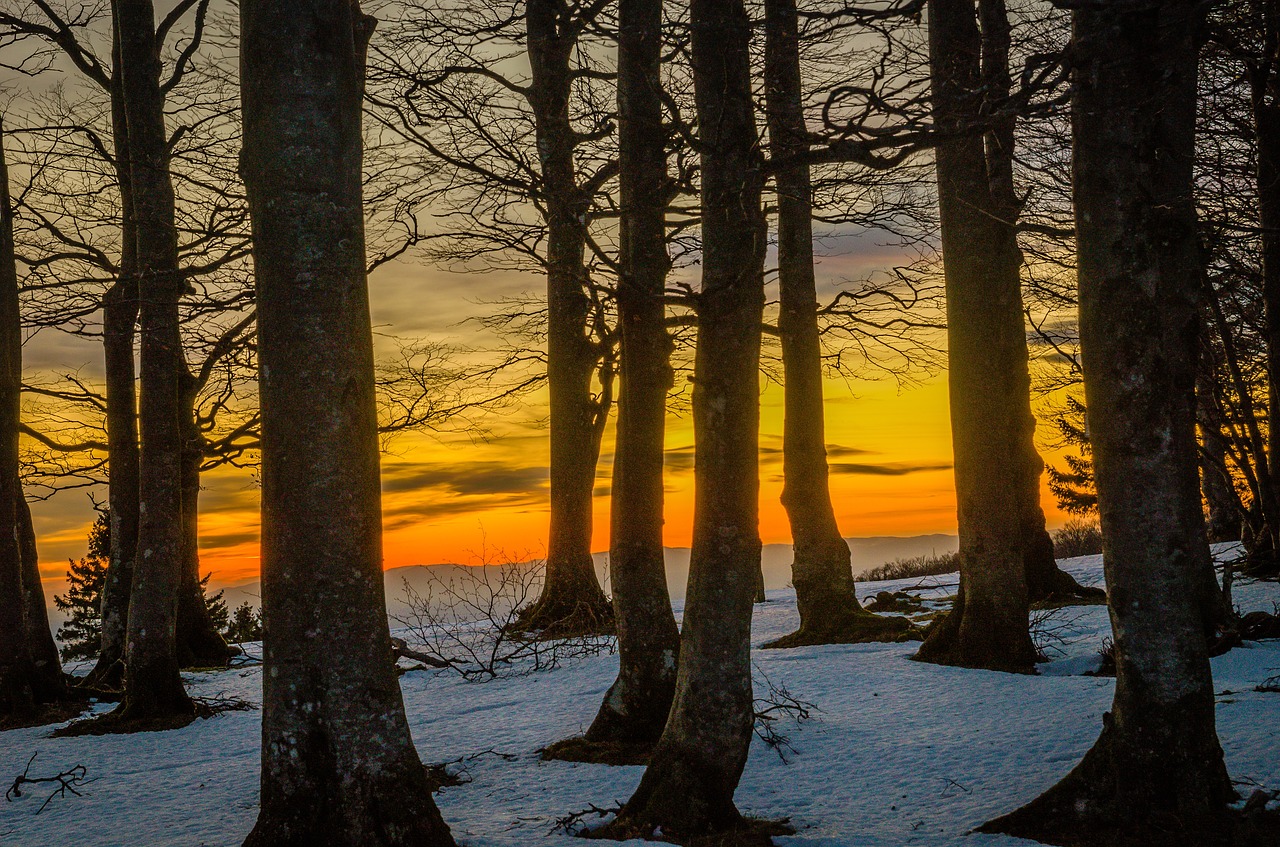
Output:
49 695 216 737
542 736 653 766
762 609 918 649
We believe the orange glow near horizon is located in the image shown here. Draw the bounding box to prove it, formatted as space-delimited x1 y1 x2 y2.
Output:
172 369 1075 587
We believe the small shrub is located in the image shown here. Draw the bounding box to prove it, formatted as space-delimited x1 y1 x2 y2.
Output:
391 547 614 680
1052 518 1103 559
857 551 959 583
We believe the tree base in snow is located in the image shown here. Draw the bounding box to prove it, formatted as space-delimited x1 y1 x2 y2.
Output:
542 736 653 765
761 610 918 649
588 814 792 846
508 592 616 639
0 695 89 731
978 714 1239 846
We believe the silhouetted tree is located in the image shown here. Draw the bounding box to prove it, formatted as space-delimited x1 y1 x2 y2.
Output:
761 0 911 648
982 0 1235 840
596 0 768 837
55 512 111 661
240 0 455 842
912 0 1039 673
577 0 679 752
0 118 66 724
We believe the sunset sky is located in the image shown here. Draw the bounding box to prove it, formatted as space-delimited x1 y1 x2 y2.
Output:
25 227 1077 592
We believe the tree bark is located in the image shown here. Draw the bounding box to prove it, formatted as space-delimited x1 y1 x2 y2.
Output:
597 0 766 836
1251 5 1280 574
175 366 230 667
114 0 192 722
511 0 614 637
0 120 39 723
85 55 141 693
762 0 909 648
982 0 1234 839
19 499 64 700
582 0 679 749
913 0 1038 673
240 2 455 844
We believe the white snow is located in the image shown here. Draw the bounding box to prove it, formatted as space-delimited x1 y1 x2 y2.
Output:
2 547 1278 846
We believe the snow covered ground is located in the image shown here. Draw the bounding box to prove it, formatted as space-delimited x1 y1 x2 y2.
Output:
2 548 1278 847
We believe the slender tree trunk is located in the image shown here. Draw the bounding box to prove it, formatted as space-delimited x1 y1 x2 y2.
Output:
598 0 767 836
580 0 679 751
175 367 230 667
982 1 1234 840
115 0 191 722
1198 371 1242 543
762 0 909 648
0 120 38 723
511 0 613 637
914 0 1037 673
86 61 140 692
240 3 455 844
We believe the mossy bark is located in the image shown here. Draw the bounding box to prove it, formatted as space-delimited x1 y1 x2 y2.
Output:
240 3 455 844
982 1 1234 839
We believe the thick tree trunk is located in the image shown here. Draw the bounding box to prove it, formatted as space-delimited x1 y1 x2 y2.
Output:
240 3 455 844
581 0 679 750
762 0 909 648
86 61 140 692
175 367 230 668
114 0 192 723
1252 32 1280 574
0 121 38 723
512 0 613 637
913 0 1037 673
982 1 1235 840
19 499 65 700
597 0 767 837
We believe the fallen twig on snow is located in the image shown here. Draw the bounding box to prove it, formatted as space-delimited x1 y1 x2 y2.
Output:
5 753 92 814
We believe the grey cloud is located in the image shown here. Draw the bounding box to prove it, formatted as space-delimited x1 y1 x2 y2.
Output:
830 461 953 477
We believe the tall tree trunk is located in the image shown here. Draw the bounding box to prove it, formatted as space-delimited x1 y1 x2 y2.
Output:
982 0 1234 839
512 0 614 636
175 366 230 667
240 3 455 844
1252 3 1280 574
0 120 39 724
115 0 191 722
913 0 1037 673
19 499 64 700
86 60 140 692
597 0 767 837
580 0 679 751
762 0 909 648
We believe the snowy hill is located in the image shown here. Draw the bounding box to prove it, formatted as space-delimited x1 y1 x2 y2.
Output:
3 548 1277 846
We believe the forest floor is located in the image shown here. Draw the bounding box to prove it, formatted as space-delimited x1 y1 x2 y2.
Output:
1 546 1278 846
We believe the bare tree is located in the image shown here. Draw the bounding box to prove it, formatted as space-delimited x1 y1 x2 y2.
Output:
0 119 67 725
240 0 455 842
572 0 679 752
595 0 768 837
982 0 1234 839
761 0 912 648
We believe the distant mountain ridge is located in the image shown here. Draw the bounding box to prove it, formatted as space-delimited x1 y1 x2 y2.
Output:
201 534 960 622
